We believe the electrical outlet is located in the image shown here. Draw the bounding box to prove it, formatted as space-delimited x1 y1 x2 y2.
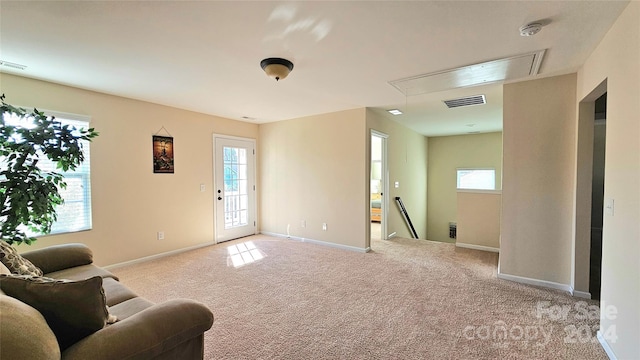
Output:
322 223 327 231
200 184 206 192
157 231 164 240
301 220 306 228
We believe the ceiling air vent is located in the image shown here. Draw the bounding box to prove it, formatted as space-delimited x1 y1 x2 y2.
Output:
0 60 27 70
443 95 486 109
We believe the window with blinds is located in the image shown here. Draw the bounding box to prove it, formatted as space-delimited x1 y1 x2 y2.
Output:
2 111 93 236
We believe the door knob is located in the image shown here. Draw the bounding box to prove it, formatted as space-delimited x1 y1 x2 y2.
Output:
218 196 222 200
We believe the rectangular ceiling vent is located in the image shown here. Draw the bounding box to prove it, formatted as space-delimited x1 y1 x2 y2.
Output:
443 95 486 109
390 49 546 96
0 60 27 70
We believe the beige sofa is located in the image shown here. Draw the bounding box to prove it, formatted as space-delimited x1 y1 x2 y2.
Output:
0 243 214 359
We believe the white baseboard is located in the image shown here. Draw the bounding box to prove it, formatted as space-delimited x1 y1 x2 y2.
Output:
571 289 591 299
455 242 499 253
260 231 298 240
597 330 617 360
104 241 215 270
497 271 572 294
260 231 370 253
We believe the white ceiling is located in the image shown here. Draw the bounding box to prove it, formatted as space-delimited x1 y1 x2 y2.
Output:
0 1 629 137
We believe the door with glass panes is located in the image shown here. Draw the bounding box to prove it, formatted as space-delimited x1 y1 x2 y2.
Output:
214 136 256 242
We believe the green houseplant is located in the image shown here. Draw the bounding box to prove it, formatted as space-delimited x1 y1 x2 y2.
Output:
0 94 98 245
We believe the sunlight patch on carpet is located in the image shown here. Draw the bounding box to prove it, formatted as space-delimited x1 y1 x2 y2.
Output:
227 241 265 268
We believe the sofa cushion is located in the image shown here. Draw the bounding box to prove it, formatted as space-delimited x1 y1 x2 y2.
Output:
102 277 138 306
0 274 112 350
0 240 43 276
0 261 10 275
109 296 155 321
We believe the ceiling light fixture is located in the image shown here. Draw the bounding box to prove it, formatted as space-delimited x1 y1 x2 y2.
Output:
387 109 403 115
260 58 294 81
519 22 543 36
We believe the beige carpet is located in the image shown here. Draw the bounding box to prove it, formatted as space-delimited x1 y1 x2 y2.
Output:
112 234 607 359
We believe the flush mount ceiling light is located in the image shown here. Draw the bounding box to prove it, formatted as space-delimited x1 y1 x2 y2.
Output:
519 22 543 36
387 109 403 115
260 58 294 81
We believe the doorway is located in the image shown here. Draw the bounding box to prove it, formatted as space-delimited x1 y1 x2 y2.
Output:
575 79 607 300
371 131 388 242
213 135 257 243
589 93 606 300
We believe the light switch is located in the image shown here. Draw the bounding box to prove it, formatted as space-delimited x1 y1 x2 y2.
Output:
394 181 400 188
200 184 206 192
605 198 614 216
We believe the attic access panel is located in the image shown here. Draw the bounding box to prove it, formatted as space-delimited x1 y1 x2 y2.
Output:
390 50 545 96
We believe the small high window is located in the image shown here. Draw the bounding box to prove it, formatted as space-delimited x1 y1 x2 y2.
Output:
457 168 496 190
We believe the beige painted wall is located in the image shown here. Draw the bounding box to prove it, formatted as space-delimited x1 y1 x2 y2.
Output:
365 109 428 242
258 109 368 250
456 191 501 249
427 132 502 243
500 73 577 286
576 2 639 358
1 73 258 266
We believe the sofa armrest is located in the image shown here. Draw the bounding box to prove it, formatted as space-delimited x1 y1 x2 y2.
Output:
63 299 214 360
1 294 61 360
21 243 93 274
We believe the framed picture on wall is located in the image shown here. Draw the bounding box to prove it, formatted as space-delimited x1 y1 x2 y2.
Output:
152 135 174 173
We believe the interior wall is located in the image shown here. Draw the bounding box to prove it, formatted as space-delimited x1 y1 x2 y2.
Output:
456 192 501 249
365 109 428 241
1 73 259 266
370 135 382 194
426 132 503 243
500 73 577 286
258 109 368 250
576 2 639 358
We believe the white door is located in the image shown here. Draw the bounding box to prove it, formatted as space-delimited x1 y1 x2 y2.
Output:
214 136 256 242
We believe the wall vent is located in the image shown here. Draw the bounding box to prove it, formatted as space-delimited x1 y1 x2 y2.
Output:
449 222 457 239
443 95 486 109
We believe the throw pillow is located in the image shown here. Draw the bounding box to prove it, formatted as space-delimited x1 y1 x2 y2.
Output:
0 240 43 276
0 261 11 275
0 274 112 350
